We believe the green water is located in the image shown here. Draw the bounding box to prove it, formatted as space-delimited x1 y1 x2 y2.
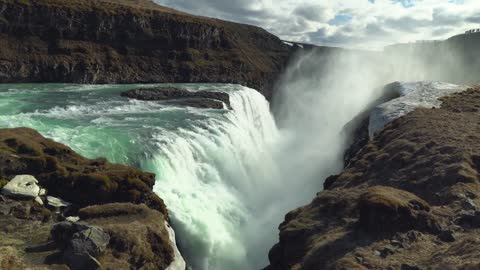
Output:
0 83 280 270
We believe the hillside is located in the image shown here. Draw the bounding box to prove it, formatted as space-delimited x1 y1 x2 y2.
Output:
267 87 480 269
0 0 291 98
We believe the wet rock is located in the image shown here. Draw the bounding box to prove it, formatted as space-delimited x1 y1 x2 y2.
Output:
164 97 226 109
121 87 231 109
1 175 40 199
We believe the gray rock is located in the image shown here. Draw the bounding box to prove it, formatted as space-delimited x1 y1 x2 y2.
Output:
51 221 110 270
1 175 40 199
47 196 71 208
66 216 80 223
51 222 96 248
64 227 110 270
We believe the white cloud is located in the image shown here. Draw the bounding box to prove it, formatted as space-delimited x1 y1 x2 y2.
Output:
153 0 480 50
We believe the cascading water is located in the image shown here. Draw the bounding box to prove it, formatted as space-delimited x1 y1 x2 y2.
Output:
0 83 282 269
0 46 432 270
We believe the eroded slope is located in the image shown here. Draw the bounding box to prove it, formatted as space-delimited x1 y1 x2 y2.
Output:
268 87 480 270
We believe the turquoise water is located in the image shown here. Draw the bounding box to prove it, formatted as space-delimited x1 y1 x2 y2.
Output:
0 84 229 165
0 83 280 270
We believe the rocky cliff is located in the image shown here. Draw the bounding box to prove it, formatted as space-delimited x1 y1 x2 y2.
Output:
267 87 480 270
0 0 291 99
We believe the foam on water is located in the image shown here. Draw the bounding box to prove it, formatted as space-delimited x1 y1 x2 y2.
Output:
0 83 281 270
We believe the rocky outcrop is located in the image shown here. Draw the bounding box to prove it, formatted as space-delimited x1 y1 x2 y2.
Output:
1 174 42 199
79 203 182 270
267 87 480 270
0 128 181 269
51 221 110 270
121 87 231 109
0 0 291 99
0 127 166 213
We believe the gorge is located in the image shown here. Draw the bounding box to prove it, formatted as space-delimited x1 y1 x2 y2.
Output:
1 1 480 270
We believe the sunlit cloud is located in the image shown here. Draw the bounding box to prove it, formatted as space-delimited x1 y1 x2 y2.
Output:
154 0 480 50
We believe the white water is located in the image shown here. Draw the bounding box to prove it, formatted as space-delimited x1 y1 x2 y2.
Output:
146 88 282 269
369 81 467 137
0 47 456 269
0 83 287 269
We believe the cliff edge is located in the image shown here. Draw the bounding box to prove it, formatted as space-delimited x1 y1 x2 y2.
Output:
267 86 480 270
0 127 183 269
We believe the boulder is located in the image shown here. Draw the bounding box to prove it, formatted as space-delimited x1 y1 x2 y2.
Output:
64 227 110 270
51 222 88 249
1 175 40 199
51 222 110 270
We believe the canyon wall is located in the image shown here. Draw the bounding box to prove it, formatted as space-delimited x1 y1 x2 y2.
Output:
0 0 291 98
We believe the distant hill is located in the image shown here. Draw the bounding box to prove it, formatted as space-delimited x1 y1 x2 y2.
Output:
383 32 480 85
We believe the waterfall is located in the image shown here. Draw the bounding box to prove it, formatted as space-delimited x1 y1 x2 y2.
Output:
146 86 281 269
0 65 397 270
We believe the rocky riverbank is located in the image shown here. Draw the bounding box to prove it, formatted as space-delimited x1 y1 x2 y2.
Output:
0 128 184 269
0 0 292 99
266 86 480 270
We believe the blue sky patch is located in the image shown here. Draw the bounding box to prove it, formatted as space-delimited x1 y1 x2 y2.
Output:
329 14 353 26
392 0 416 8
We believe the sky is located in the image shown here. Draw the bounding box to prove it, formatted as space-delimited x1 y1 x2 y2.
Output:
153 0 480 50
